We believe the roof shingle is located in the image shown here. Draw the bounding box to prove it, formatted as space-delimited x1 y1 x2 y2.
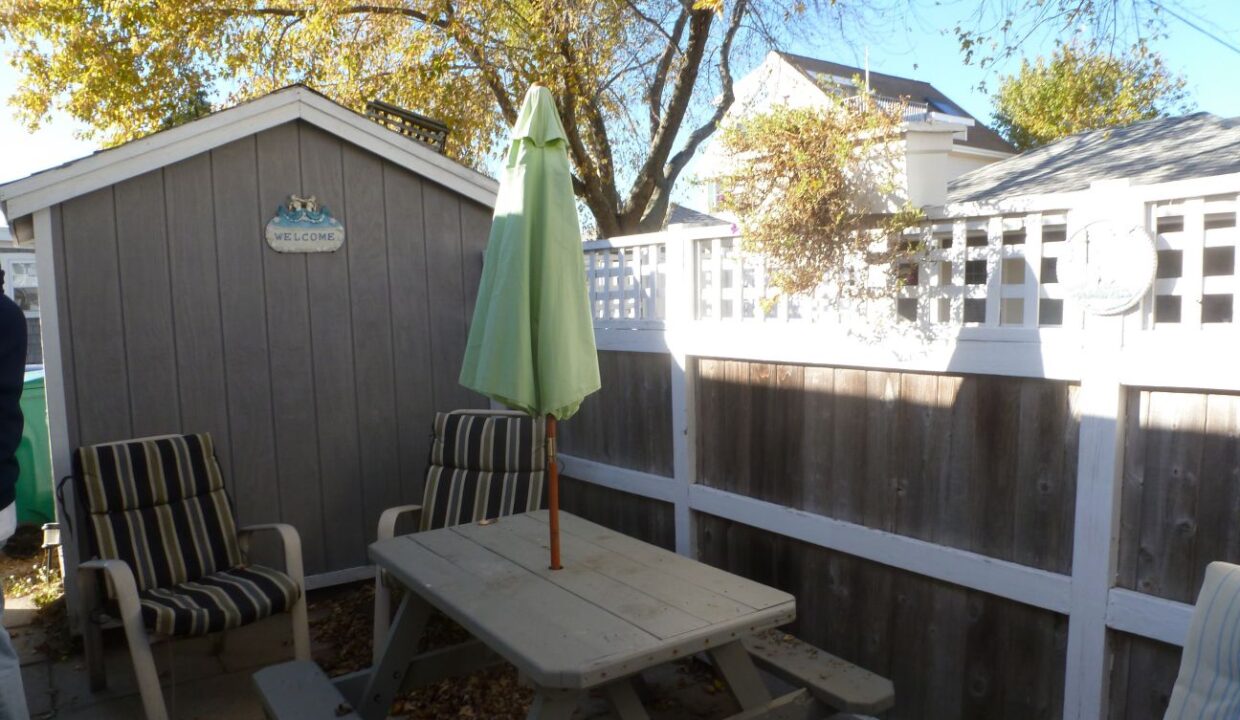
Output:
776 52 1015 154
947 113 1240 204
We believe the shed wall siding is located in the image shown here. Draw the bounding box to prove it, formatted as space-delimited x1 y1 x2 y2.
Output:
53 120 488 574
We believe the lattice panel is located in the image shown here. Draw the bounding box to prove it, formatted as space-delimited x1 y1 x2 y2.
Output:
584 243 667 326
695 212 1081 330
1145 195 1239 329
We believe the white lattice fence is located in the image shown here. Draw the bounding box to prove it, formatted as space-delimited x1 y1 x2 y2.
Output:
1146 194 1239 328
583 237 667 327
691 212 1082 330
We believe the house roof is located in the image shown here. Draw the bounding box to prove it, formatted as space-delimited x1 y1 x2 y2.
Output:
775 52 1015 155
665 203 731 228
947 113 1240 204
0 84 499 221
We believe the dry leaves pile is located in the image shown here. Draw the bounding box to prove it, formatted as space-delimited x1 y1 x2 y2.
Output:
308 582 535 718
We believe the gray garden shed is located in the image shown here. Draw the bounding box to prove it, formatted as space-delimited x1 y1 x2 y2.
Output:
0 85 497 596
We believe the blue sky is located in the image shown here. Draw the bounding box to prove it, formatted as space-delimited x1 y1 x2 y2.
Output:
781 0 1240 131
0 0 1237 200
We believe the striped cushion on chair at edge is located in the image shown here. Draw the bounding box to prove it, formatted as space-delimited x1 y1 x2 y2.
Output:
74 433 299 636
421 412 547 531
1164 561 1240 719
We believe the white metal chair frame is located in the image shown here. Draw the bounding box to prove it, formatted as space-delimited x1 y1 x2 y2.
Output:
73 435 311 720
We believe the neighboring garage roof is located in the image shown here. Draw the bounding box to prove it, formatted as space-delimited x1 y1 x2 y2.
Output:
665 203 731 228
0 84 499 221
775 52 1015 155
947 113 1240 204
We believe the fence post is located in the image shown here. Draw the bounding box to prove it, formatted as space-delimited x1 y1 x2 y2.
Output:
1063 182 1141 719
665 231 696 556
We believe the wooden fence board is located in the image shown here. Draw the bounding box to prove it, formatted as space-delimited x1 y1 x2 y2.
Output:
558 351 673 476
695 513 1068 720
1107 632 1180 720
799 366 835 518
695 360 1080 573
831 368 869 527
1119 388 1240 603
558 476 674 551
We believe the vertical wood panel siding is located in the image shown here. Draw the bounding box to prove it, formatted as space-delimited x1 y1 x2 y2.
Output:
1118 388 1240 604
383 165 437 508
559 476 675 550
696 359 1081 573
55 120 488 574
696 513 1068 720
212 137 280 534
557 351 674 477
1107 632 1180 720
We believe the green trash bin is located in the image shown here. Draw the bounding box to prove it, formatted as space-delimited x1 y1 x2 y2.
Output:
15 369 55 525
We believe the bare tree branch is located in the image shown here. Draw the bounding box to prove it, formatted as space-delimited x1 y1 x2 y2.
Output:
646 8 689 134
665 0 745 182
622 6 713 227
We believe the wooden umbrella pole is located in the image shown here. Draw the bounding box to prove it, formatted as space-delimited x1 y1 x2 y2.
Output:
546 414 562 570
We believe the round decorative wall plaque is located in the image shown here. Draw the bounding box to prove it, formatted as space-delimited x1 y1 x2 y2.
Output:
1059 221 1157 316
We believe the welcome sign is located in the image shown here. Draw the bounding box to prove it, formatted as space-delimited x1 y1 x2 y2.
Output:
265 195 345 253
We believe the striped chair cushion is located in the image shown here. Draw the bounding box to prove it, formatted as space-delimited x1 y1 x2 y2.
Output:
74 434 242 593
1164 561 1240 719
420 412 547 531
139 564 300 636
430 412 545 472
420 467 546 531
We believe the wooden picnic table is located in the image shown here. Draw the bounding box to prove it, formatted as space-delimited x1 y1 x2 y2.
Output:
355 510 799 719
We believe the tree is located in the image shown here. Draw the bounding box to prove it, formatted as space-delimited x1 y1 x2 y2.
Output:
712 97 923 302
1 0 1164 235
991 42 1189 151
1 0 843 236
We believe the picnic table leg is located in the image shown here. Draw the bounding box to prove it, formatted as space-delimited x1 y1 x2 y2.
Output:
709 640 773 710
355 593 433 720
605 678 651 720
526 689 582 720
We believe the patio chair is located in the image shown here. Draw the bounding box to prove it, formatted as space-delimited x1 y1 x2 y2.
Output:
72 433 310 720
372 409 546 662
1163 561 1240 719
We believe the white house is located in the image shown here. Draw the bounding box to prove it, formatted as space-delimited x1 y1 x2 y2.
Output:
696 51 1015 211
0 224 40 365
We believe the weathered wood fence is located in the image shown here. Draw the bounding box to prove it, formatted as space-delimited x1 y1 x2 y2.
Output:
556 177 1240 720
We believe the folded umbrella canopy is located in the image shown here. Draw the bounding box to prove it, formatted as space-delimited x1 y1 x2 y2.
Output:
459 85 601 569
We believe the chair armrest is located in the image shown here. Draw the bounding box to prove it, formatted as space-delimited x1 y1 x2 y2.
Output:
377 504 423 541
237 523 305 590
78 559 143 623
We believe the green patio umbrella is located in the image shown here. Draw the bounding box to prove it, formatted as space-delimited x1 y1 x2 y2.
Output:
459 84 601 570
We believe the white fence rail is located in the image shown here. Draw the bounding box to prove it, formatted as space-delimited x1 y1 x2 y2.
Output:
573 176 1240 720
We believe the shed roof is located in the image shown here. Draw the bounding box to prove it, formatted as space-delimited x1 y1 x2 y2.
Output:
0 85 498 221
775 52 1015 155
947 113 1240 203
